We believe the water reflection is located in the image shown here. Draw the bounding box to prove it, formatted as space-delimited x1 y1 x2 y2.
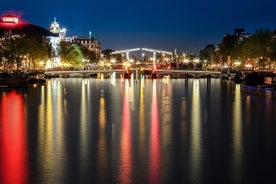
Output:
98 89 108 183
118 80 133 183
138 78 146 166
149 79 161 183
1 78 276 184
79 79 89 179
245 95 251 125
0 91 28 184
190 79 202 183
38 80 66 183
265 91 272 124
232 84 243 182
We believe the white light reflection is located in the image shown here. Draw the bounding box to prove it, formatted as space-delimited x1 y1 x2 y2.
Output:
190 79 202 183
129 77 135 111
160 77 173 179
161 77 172 125
80 79 89 176
111 72 116 86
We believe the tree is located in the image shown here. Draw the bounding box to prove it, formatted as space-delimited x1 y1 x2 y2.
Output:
242 29 272 58
218 34 239 61
81 47 98 63
1 34 50 70
60 41 83 67
241 29 273 69
270 30 276 61
102 49 113 60
25 35 51 69
199 44 216 61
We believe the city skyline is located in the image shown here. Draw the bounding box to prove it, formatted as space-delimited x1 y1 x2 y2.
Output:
1 0 276 54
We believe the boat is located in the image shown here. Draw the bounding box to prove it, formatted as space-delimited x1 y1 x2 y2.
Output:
244 72 264 87
243 72 276 92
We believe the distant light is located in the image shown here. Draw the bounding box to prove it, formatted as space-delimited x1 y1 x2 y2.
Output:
184 59 189 63
245 63 253 68
223 63 228 68
234 61 241 66
194 58 200 63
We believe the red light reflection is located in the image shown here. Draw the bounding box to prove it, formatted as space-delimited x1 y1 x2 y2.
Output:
149 80 161 183
0 91 27 184
118 81 133 183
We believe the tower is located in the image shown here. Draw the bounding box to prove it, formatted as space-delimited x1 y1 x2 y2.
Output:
49 17 60 34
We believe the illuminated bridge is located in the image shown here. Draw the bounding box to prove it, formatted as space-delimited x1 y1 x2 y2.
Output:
44 69 222 79
154 69 222 78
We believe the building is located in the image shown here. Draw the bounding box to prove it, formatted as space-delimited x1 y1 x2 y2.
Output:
0 13 102 69
49 18 101 59
72 36 101 57
0 14 54 37
47 18 62 65
224 28 251 42
0 14 55 70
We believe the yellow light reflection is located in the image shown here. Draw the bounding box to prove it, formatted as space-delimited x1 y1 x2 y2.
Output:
80 79 89 175
38 79 66 183
181 97 187 138
98 94 108 183
139 79 146 159
232 84 243 181
245 96 251 126
55 80 66 179
38 81 54 182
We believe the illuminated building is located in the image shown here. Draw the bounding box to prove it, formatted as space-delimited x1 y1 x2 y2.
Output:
0 13 102 68
0 14 54 37
50 18 61 34
47 18 62 65
0 14 55 69
72 36 101 57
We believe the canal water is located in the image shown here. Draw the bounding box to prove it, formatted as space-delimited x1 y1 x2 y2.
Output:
0 78 276 184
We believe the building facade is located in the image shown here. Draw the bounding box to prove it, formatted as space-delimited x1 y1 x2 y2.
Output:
72 36 101 57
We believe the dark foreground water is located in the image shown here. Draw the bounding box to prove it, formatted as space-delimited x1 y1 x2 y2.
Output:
1 78 276 184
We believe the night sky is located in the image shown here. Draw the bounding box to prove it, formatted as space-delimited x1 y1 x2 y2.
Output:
1 0 276 53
